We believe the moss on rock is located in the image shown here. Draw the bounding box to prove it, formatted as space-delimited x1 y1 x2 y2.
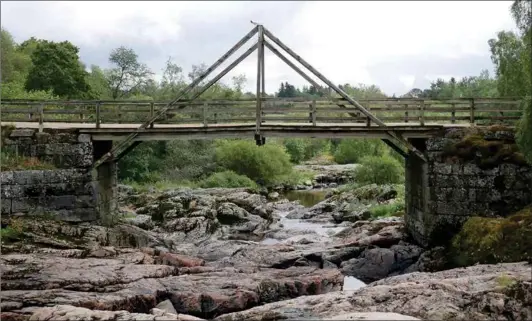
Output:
450 206 532 266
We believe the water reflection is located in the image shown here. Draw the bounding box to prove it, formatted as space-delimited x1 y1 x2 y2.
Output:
282 189 329 207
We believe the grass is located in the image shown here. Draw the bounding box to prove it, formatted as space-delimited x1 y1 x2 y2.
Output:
0 152 56 171
369 202 405 218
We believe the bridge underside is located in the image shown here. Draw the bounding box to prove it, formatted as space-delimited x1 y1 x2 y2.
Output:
80 124 450 141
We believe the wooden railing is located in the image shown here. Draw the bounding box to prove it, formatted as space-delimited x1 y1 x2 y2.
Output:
0 97 523 128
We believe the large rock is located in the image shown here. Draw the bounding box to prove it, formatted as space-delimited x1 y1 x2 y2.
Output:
213 262 532 321
1 251 343 319
27 305 204 321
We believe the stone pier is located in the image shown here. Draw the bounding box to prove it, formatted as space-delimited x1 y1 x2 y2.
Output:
405 128 532 248
0 126 117 222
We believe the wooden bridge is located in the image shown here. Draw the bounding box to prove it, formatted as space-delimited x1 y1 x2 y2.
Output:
0 23 524 168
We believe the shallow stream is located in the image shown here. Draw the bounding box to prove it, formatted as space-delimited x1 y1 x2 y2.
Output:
266 188 366 291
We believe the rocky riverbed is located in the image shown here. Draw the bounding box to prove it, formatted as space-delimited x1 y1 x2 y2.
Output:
1 184 531 321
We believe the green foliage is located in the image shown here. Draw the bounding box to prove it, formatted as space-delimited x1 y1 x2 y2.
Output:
333 139 387 164
450 206 532 266
106 46 154 99
516 97 532 164
282 138 332 164
369 202 405 218
25 40 90 98
215 140 293 185
2 81 58 100
197 170 258 189
354 155 405 185
0 151 55 171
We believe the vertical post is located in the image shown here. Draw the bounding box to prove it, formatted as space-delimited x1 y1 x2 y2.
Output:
404 104 409 123
255 25 264 136
451 103 456 124
38 103 44 133
117 105 122 124
79 104 84 121
203 102 208 127
149 102 154 128
470 98 475 125
96 102 101 129
311 100 316 126
419 101 425 126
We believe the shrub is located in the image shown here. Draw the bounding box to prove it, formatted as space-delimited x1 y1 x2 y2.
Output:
450 206 532 266
283 138 307 164
197 170 258 189
215 140 293 185
333 139 387 164
353 155 405 185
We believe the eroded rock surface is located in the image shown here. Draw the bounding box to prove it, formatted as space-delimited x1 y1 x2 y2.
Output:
214 262 532 321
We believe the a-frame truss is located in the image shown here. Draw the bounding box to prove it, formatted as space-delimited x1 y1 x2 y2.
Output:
91 24 424 170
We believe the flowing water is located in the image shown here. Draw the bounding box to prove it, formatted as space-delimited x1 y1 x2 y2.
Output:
264 188 366 291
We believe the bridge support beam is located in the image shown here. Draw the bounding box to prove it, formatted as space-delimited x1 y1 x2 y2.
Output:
92 141 118 225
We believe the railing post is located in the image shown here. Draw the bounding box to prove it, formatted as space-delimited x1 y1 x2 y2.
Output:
117 105 122 124
96 102 101 129
451 103 456 124
404 104 409 123
470 98 475 125
203 102 208 128
419 101 425 126
79 104 84 121
38 103 44 133
311 100 316 126
150 102 154 129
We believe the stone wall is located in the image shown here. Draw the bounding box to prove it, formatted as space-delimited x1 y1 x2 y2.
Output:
405 128 532 248
0 169 97 221
1 126 115 222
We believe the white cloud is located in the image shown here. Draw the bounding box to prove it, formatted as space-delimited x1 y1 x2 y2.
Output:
1 1 517 96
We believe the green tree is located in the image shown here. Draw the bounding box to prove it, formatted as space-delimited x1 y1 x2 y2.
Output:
24 40 90 98
85 65 111 99
106 46 154 99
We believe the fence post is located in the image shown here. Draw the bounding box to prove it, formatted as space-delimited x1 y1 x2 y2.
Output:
419 101 425 126
470 98 475 125
203 103 208 127
451 103 456 124
404 104 409 123
38 103 44 133
150 102 154 128
311 100 317 126
96 102 101 129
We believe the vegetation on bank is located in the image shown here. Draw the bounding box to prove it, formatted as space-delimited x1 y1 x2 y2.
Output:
450 206 532 266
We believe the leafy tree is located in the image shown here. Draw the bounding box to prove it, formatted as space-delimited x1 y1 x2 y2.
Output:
24 40 90 98
106 46 154 99
85 65 111 99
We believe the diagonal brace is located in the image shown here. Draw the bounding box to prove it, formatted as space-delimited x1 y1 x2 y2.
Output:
262 27 426 161
91 26 259 170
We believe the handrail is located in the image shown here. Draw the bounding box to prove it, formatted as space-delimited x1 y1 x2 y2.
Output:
0 97 523 128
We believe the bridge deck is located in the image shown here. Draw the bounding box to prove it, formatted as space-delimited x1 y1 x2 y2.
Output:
2 121 473 140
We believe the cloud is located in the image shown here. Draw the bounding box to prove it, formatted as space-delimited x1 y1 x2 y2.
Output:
1 1 516 96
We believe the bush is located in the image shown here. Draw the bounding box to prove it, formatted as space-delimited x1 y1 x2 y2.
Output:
369 202 405 218
283 138 332 164
197 170 258 189
353 155 405 185
333 139 387 164
450 206 532 266
215 140 293 185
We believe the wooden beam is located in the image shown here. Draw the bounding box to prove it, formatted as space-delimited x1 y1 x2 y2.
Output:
256 25 264 135
91 26 259 170
262 27 426 161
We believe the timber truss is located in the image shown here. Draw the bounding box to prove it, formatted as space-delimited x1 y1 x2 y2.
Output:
91 24 425 170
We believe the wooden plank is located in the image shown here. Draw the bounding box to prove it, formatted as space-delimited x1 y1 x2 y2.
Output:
256 25 264 135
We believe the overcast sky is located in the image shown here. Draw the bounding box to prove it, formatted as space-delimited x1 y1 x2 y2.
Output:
1 1 518 96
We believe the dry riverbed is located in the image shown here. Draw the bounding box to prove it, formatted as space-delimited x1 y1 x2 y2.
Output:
1 184 530 321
